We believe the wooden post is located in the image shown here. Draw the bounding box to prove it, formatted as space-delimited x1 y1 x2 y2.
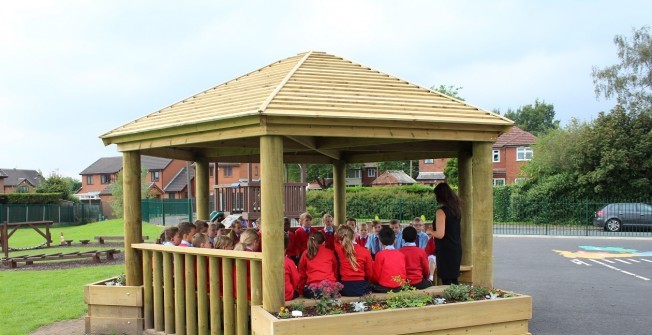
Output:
260 135 285 312
471 142 493 288
458 147 473 266
174 253 186 335
123 151 143 286
185 255 197 335
196 157 210 221
197 255 208 335
143 250 154 329
235 259 248 335
153 251 164 331
333 160 346 226
163 252 175 333
209 257 222 335
222 258 235 335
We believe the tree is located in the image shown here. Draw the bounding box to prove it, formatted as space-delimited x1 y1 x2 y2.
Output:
36 172 78 200
503 99 560 136
592 26 652 112
110 169 151 218
443 158 458 187
430 84 465 101
306 164 333 189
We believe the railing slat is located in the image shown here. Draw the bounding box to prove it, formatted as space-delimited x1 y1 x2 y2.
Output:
143 250 154 329
185 254 197 335
197 255 209 335
209 257 223 335
174 252 186 335
235 259 248 335
251 260 262 306
222 258 235 335
153 251 164 331
163 252 175 333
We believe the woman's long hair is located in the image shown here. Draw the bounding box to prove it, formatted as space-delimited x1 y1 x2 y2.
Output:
434 182 462 218
306 231 325 260
337 225 359 271
233 229 260 251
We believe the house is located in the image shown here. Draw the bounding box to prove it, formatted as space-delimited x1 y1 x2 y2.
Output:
345 163 379 187
76 156 188 217
210 162 261 186
0 169 7 193
0 168 42 193
371 170 417 187
417 126 536 186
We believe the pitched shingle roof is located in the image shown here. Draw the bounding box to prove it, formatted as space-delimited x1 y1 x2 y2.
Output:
80 156 174 175
0 169 7 178
164 167 195 192
372 170 416 185
0 168 42 187
493 126 536 148
416 172 445 181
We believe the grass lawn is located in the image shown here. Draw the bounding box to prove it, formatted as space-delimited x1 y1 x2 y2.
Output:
0 219 164 335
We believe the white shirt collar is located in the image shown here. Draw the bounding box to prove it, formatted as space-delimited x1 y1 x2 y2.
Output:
404 242 417 247
384 245 395 250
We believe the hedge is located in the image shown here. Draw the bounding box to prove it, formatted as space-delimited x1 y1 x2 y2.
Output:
4 193 63 204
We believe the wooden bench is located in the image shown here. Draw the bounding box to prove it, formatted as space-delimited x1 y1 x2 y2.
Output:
62 240 73 246
95 235 149 244
80 239 90 245
3 249 121 268
433 265 473 285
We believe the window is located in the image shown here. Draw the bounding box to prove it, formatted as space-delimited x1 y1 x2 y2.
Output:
86 175 93 185
493 178 505 187
516 147 533 161
168 193 176 199
254 166 259 176
17 186 29 193
367 168 376 178
224 166 233 177
424 159 434 164
492 150 500 163
101 174 111 184
151 171 160 182
347 169 362 179
515 178 527 184
209 166 214 177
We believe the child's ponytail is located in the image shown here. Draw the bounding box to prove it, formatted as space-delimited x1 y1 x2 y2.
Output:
338 225 359 271
307 231 325 260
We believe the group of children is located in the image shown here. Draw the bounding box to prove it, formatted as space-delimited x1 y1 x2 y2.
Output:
158 213 437 301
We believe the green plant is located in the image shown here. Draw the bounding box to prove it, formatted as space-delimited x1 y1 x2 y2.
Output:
471 286 489 299
307 280 344 315
386 277 432 309
278 307 291 319
442 284 471 302
289 301 305 312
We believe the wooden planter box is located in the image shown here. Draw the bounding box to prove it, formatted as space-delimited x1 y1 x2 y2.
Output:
84 277 144 335
252 294 532 335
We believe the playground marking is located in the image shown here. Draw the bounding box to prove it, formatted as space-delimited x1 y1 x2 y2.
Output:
589 259 650 281
570 259 591 266
615 259 631 264
641 259 652 263
629 259 640 263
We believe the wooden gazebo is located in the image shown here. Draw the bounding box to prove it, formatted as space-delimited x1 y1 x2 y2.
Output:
99 51 514 334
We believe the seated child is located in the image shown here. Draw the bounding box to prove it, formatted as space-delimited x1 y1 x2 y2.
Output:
365 220 383 259
355 222 369 246
161 227 180 246
227 220 244 243
389 219 404 249
213 235 235 250
195 220 209 234
371 226 406 293
233 229 261 299
216 223 227 237
284 234 300 300
410 217 430 249
207 223 218 247
297 231 338 298
177 221 197 247
192 233 212 249
345 217 358 236
399 227 431 289
320 213 336 250
292 212 318 263
424 224 437 282
335 225 373 296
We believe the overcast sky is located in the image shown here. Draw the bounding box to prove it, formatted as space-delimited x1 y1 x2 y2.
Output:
1 1 650 179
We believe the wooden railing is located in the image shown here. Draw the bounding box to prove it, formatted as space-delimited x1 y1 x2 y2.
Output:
214 182 307 220
133 244 262 335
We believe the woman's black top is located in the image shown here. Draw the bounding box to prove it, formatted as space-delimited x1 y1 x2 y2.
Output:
433 206 462 279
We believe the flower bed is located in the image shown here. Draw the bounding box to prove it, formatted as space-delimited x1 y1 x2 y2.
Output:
84 276 143 335
252 284 532 335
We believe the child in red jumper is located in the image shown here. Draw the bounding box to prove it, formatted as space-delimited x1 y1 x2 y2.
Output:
297 231 338 298
320 213 336 250
399 226 431 289
355 222 369 247
292 212 318 263
335 225 373 296
284 234 300 300
232 229 260 300
372 226 406 293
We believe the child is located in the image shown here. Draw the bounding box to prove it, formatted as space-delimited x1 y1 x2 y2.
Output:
216 223 227 237
399 227 431 289
192 233 212 249
284 234 300 301
320 213 335 250
214 235 235 250
389 219 404 249
345 217 357 234
355 222 369 247
161 226 180 246
372 226 406 293
254 218 263 252
207 223 218 247
335 225 373 296
424 224 437 282
410 217 430 249
292 212 318 262
195 220 209 234
284 217 297 259
227 220 244 243
297 231 338 298
177 221 196 247
233 229 261 300
365 220 383 259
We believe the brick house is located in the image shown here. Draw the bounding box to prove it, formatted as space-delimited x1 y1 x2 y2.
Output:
0 169 7 193
417 126 536 186
345 163 379 187
0 168 42 193
371 170 417 187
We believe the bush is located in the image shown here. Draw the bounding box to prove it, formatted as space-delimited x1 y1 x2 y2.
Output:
6 193 62 204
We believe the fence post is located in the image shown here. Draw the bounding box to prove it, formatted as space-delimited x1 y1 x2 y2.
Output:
545 198 549 236
585 199 589 236
161 198 166 226
81 203 85 224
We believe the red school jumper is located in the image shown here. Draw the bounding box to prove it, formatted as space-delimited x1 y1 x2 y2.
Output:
292 227 318 258
335 243 373 281
372 249 406 288
399 246 429 284
321 227 336 250
355 235 369 248
284 256 300 300
297 245 338 295
285 230 297 258
424 236 436 256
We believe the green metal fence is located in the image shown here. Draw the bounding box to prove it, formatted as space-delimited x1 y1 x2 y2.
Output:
0 203 103 225
142 198 215 226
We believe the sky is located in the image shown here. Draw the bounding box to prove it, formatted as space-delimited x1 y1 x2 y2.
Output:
1 0 650 179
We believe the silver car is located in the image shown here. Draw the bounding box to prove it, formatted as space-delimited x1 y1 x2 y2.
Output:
593 203 652 232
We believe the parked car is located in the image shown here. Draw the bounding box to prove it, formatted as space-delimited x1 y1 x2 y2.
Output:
593 203 652 232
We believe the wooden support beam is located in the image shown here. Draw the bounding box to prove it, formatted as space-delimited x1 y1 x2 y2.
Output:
458 147 473 267
195 157 210 221
287 136 341 160
140 147 197 161
471 142 493 288
333 160 346 226
123 151 143 286
260 135 285 312
344 151 457 163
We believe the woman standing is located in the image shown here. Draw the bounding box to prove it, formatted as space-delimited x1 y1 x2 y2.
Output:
431 183 462 285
